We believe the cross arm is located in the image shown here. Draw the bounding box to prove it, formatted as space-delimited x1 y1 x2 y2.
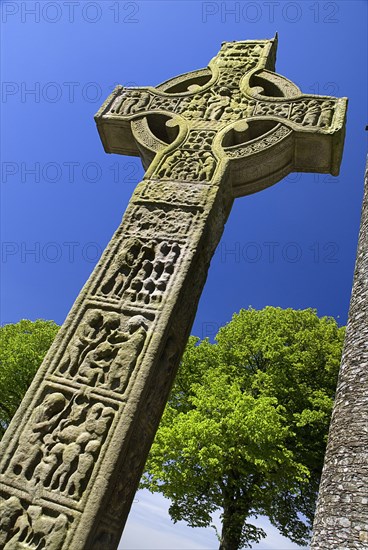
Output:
217 68 347 197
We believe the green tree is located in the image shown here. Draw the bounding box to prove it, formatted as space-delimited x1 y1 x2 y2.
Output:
0 319 59 439
141 307 345 550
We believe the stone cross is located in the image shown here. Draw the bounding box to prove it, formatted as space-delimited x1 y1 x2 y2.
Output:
0 37 347 550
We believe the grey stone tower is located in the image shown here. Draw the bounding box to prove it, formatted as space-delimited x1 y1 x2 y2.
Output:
311 158 368 548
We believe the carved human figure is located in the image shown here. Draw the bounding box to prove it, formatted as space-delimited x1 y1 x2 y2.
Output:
150 262 171 300
146 247 165 300
149 242 180 302
174 155 192 180
107 316 147 391
32 442 61 488
302 99 321 126
59 310 103 375
318 100 334 128
289 101 307 124
32 401 114 498
45 514 68 550
66 438 100 497
24 505 53 547
157 151 182 179
3 505 36 549
77 341 116 386
58 311 123 383
198 152 216 180
113 91 150 115
205 87 231 120
125 241 180 304
85 403 115 437
158 150 216 182
49 437 83 492
100 238 142 297
0 497 23 548
180 93 208 119
57 394 86 433
4 505 67 550
10 392 66 479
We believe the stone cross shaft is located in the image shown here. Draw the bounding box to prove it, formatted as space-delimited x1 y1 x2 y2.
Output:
0 37 347 550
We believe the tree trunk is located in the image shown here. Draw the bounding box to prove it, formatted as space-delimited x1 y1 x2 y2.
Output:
218 502 246 550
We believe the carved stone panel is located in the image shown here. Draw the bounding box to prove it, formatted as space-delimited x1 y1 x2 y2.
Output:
290 99 336 128
224 125 292 158
5 388 118 504
254 101 291 118
155 150 217 182
216 42 266 70
135 180 210 207
251 97 337 130
0 494 73 550
125 204 197 236
110 90 152 116
93 239 181 308
55 310 150 394
108 89 182 119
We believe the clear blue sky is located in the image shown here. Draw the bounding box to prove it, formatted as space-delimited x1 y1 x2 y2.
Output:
1 1 367 548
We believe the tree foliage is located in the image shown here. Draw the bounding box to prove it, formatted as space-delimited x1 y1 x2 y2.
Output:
0 319 59 440
141 307 345 549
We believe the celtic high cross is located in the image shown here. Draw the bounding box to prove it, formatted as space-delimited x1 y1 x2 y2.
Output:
0 37 347 549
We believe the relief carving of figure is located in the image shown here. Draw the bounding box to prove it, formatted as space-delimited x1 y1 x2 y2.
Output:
205 87 232 120
157 151 215 182
107 315 148 391
178 93 210 119
157 151 182 179
302 99 321 126
199 152 216 181
77 341 116 386
48 436 85 493
55 307 151 396
291 99 325 127
112 91 150 116
3 505 34 549
10 392 67 479
318 100 334 128
58 311 121 379
2 504 68 550
29 399 115 500
65 438 100 497
59 310 103 375
100 238 144 298
149 242 180 302
0 497 23 548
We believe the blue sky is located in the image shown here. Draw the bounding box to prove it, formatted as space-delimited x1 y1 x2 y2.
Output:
1 0 367 548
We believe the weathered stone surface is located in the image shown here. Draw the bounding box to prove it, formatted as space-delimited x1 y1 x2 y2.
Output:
0 37 347 549
311 158 368 549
